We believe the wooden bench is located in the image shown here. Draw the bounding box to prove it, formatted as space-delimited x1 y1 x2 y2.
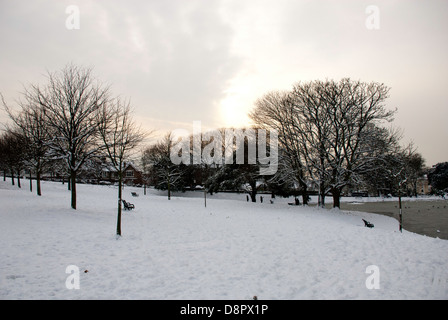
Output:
362 219 374 228
131 192 139 197
122 200 135 210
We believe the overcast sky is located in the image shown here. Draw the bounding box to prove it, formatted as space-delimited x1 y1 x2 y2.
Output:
1 0 447 166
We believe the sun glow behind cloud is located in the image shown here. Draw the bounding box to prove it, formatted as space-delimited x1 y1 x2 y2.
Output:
219 91 251 128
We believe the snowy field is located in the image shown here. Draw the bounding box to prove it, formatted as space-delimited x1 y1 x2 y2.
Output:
0 180 447 300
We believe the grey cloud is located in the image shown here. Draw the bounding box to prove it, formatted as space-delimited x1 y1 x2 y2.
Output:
0 0 242 128
83 0 243 127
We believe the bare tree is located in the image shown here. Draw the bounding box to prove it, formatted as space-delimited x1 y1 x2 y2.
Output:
3 95 51 196
428 162 448 196
250 79 396 208
206 130 261 202
142 133 185 200
287 82 334 207
0 129 27 187
403 144 425 197
250 91 310 204
380 142 424 232
355 125 403 196
0 133 6 181
96 97 147 236
24 64 110 209
290 79 396 208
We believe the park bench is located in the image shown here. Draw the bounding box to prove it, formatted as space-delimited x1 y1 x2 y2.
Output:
122 200 135 211
362 219 374 228
131 192 139 197
288 198 301 206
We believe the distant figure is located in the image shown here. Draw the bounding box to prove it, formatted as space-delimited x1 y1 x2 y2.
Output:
295 197 300 205
270 199 274 204
246 195 249 202
260 196 263 203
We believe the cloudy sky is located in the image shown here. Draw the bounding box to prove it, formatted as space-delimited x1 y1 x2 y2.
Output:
0 0 447 166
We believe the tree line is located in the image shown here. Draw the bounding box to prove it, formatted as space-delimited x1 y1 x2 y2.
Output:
249 79 428 207
1 64 147 236
1 65 432 219
141 78 428 207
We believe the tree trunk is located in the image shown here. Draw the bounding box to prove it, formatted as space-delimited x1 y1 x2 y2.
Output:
167 178 171 200
301 185 309 205
398 188 403 233
29 171 33 192
317 155 326 207
296 170 308 205
413 181 418 198
17 171 21 188
11 168 15 186
249 180 257 202
36 171 42 196
332 188 341 208
250 190 257 202
117 173 122 236
71 170 77 210
319 192 326 208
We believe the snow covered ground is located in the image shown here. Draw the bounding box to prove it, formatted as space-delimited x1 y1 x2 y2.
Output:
0 180 447 299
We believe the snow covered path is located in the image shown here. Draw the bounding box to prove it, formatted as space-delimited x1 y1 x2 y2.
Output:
0 181 447 299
